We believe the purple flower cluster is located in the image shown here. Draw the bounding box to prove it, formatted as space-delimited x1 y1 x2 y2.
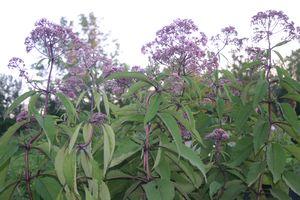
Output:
206 128 229 162
89 112 106 125
205 128 229 141
131 65 145 73
25 18 79 58
16 110 28 122
164 73 185 95
56 74 85 99
142 19 213 75
102 65 131 95
251 10 299 42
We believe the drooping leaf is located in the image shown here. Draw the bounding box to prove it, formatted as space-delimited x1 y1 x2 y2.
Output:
267 143 286 183
280 103 300 133
57 92 77 121
110 138 140 167
0 181 18 199
102 124 115 176
55 147 66 185
142 179 175 200
246 162 266 186
163 143 207 181
252 78 267 108
253 119 269 153
284 145 300 161
283 171 300 196
158 113 183 155
35 177 62 200
0 121 26 147
209 181 222 199
144 94 160 124
68 123 82 153
63 150 77 193
99 181 110 200
229 136 253 166
43 115 58 150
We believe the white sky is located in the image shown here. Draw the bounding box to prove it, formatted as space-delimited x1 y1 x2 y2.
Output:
0 0 300 77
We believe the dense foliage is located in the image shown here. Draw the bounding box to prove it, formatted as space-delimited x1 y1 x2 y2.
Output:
1 10 300 200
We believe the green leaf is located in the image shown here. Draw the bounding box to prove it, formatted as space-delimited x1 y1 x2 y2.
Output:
229 136 253 166
280 103 300 133
68 123 82 153
80 151 92 177
216 97 225 120
43 115 57 150
4 90 36 118
55 147 66 185
284 145 300 161
35 177 62 200
110 138 140 167
0 121 26 147
283 171 300 196
252 78 267 108
57 92 77 121
272 40 290 49
106 71 156 87
144 94 160 124
124 81 149 97
246 162 266 186
102 90 110 121
0 142 18 167
220 180 246 200
233 103 253 132
209 181 222 199
102 124 115 176
0 181 18 199
84 186 94 200
75 91 86 108
253 119 269 153
267 143 286 183
0 159 10 188
63 150 78 194
158 113 183 156
143 179 175 200
99 181 110 200
271 187 290 200
163 143 207 181
155 151 171 180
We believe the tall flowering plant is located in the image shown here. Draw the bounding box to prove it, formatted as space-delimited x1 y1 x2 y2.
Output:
1 10 300 200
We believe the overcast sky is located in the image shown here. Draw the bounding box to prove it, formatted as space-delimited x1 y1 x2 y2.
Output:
1 0 300 77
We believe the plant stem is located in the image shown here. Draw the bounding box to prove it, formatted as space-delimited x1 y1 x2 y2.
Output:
44 48 54 115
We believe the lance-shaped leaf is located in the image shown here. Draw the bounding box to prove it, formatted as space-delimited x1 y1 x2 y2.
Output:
99 181 110 200
252 78 267 108
281 103 300 133
142 179 175 200
57 92 77 121
283 171 300 196
0 121 27 147
284 145 300 161
55 147 66 185
158 112 183 156
102 124 115 176
63 150 78 194
267 143 286 183
4 90 36 118
253 119 269 153
68 123 82 153
162 143 207 182
144 94 160 124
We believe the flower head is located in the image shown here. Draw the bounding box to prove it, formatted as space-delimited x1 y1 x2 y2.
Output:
205 128 229 141
90 112 106 125
142 18 212 75
16 110 28 122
